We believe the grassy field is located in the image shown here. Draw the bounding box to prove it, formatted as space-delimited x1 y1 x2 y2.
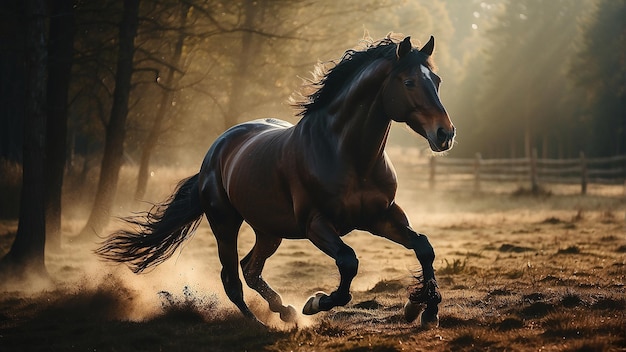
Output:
0 164 625 351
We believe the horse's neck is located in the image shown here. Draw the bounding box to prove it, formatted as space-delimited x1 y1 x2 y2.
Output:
330 61 393 175
294 60 393 175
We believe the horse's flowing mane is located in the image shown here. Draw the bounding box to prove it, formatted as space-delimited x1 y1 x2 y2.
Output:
293 34 433 117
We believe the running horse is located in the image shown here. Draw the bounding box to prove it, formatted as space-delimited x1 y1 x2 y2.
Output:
97 35 455 327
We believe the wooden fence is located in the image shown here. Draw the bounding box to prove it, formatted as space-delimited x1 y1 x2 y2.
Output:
398 150 626 194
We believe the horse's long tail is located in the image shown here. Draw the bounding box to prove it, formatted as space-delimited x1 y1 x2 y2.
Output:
96 174 204 273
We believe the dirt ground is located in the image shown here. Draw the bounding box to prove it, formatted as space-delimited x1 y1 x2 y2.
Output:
0 167 625 351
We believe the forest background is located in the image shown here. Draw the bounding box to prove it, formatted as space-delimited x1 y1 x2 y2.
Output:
0 0 624 278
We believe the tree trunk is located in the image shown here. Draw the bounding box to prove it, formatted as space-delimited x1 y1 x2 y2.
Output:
0 0 25 163
0 0 48 281
79 0 140 239
45 0 75 250
134 3 190 201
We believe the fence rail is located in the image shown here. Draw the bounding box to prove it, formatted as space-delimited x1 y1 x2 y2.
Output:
397 150 626 194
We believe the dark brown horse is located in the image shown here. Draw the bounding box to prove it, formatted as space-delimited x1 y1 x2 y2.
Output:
97 35 455 327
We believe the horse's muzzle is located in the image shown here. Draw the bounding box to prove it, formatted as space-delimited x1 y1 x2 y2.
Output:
428 126 455 152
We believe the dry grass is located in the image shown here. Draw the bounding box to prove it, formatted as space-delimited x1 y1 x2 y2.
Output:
0 164 625 351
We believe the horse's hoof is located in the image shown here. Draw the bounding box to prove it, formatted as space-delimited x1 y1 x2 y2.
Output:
403 300 425 323
420 311 440 329
302 291 327 315
280 305 298 322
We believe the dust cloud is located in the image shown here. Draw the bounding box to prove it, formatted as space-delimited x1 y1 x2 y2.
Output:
1 160 625 350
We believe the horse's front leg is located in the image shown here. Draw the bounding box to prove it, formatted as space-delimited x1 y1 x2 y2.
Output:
302 213 358 315
365 203 441 328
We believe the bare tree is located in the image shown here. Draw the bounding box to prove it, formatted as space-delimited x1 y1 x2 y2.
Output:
45 0 75 250
79 0 140 239
134 2 190 200
0 0 49 281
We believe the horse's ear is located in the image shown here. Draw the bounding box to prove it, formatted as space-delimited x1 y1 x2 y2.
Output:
396 36 412 60
419 36 435 56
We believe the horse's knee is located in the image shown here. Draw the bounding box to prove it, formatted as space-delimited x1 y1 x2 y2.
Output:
336 246 358 276
411 234 435 262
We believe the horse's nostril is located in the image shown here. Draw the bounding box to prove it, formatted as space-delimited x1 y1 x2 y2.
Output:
436 128 448 143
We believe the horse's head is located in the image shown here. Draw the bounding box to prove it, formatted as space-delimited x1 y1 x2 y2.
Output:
383 36 455 152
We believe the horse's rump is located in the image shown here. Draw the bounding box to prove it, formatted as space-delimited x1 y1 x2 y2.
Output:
204 119 301 236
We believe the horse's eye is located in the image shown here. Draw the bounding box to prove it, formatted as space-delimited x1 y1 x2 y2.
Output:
404 80 415 88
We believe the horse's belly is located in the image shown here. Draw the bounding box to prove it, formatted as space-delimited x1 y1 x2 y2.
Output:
326 186 394 231
232 186 300 237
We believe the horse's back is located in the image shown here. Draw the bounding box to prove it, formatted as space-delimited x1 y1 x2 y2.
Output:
199 118 301 236
202 118 292 164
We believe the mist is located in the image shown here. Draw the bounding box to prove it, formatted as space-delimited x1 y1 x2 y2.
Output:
1 0 625 350
3 0 622 169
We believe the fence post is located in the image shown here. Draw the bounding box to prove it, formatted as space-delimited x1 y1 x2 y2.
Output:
623 155 626 198
580 151 587 195
530 148 539 193
474 152 481 192
429 156 436 190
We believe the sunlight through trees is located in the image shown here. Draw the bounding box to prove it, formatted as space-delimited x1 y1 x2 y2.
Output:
0 0 624 271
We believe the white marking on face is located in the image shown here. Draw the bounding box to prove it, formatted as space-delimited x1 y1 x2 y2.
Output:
420 64 434 86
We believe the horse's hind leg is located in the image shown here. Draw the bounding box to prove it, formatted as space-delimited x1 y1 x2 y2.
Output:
202 189 258 322
215 227 258 320
241 231 297 322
